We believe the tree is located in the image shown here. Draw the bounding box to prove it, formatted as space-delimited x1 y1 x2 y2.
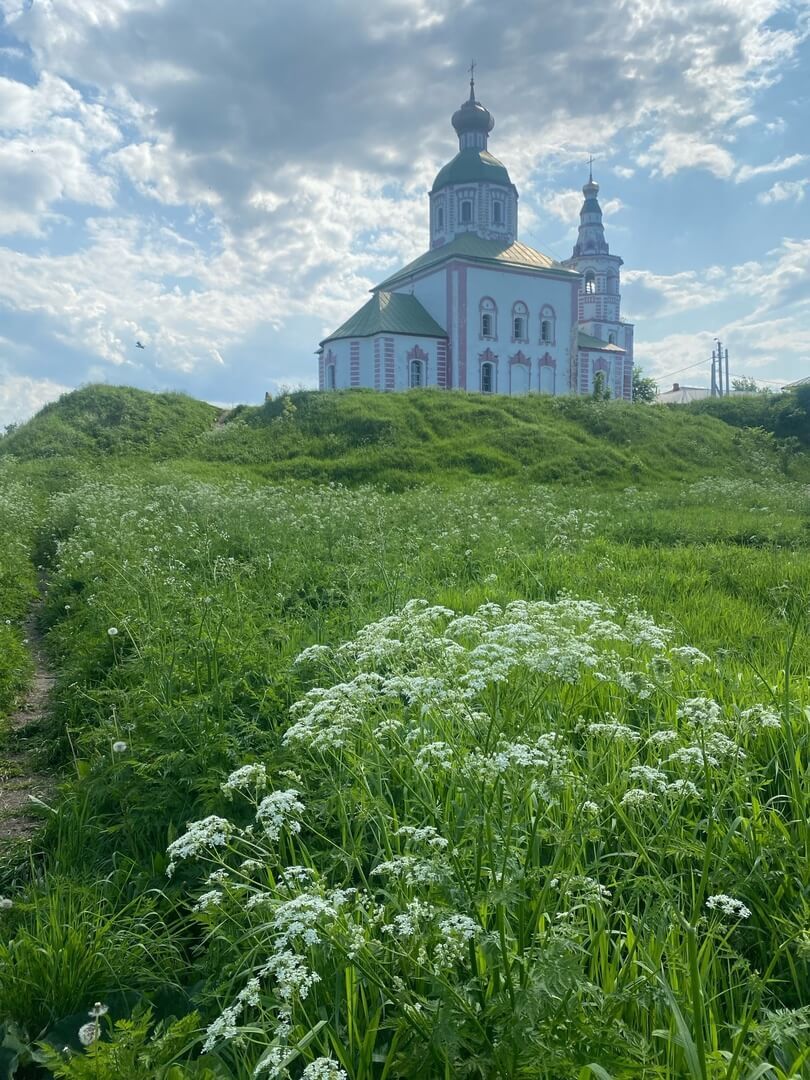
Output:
632 366 657 403
592 370 611 401
731 375 768 393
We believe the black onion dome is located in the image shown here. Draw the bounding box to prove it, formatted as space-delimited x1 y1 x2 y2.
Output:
451 81 495 137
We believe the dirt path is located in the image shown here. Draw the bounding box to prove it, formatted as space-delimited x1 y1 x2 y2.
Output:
0 599 55 844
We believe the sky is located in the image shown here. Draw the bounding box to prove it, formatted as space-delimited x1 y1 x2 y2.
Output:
0 0 809 426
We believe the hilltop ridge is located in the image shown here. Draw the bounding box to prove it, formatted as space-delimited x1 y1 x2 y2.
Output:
2 383 807 487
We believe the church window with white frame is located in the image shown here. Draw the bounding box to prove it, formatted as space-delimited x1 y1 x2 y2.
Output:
492 199 503 225
325 363 336 390
481 361 495 394
410 358 424 387
480 297 497 339
436 206 445 230
584 271 596 294
511 301 528 342
460 199 473 224
540 305 555 344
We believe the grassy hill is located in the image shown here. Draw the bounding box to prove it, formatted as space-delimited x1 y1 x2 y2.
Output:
0 384 218 460
2 383 808 487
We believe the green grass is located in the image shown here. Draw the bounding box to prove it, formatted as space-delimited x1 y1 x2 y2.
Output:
0 388 808 1077
3 383 809 488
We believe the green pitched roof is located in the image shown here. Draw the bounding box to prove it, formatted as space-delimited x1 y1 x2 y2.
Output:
578 331 626 353
431 149 514 193
321 291 447 346
375 234 579 292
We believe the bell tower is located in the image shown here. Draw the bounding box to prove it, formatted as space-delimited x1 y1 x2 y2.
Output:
563 165 631 349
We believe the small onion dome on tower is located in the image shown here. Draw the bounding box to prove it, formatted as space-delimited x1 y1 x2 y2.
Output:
451 76 495 142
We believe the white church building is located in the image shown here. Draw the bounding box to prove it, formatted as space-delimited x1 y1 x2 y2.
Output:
317 79 634 399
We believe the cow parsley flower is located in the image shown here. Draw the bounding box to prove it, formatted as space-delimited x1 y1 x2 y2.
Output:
0 897 13 911
302 1059 348 1080
394 825 449 849
706 894 751 919
222 763 269 797
620 788 658 808
260 950 321 1002
256 789 305 841
166 815 236 876
677 697 723 728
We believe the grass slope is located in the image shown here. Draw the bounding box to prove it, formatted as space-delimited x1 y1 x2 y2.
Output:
0 385 218 461
7 383 801 488
202 387 810 485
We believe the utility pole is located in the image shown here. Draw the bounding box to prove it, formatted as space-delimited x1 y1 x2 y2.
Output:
725 347 730 396
711 347 718 397
715 339 724 396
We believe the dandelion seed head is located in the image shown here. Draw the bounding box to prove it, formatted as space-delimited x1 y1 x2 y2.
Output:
78 1022 99 1046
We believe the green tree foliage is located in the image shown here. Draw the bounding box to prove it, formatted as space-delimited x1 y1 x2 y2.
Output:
631 367 658 403
688 383 810 445
730 375 766 393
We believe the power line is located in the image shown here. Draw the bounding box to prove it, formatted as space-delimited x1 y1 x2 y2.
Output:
655 357 712 384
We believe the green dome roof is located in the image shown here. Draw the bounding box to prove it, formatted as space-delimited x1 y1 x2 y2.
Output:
431 148 514 193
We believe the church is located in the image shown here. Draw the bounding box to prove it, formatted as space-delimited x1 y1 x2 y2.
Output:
317 78 634 399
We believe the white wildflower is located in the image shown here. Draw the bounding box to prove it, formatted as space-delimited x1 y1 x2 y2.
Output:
202 1003 241 1053
0 897 12 910
706 894 752 920
260 950 321 1002
372 855 443 885
394 825 449 849
112 740 127 753
302 1058 349 1080
414 741 453 772
166 815 236 876
107 627 119 637
620 788 658 809
586 721 640 742
222 763 269 797
255 789 305 841
194 890 224 911
434 914 479 967
677 697 723 728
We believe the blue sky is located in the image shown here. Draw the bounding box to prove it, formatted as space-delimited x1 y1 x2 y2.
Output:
0 0 808 425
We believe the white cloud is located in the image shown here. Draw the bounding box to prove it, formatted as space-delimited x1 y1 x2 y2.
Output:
539 190 623 224
0 0 807 398
0 367 71 428
736 153 807 182
638 134 736 179
757 178 809 204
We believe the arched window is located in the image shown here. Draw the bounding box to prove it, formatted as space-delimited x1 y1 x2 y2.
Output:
540 305 556 344
326 364 336 390
607 274 618 295
608 332 616 346
512 301 528 342
492 200 503 225
479 297 497 339
481 362 495 394
584 271 596 295
436 206 444 230
460 199 473 224
410 359 424 388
